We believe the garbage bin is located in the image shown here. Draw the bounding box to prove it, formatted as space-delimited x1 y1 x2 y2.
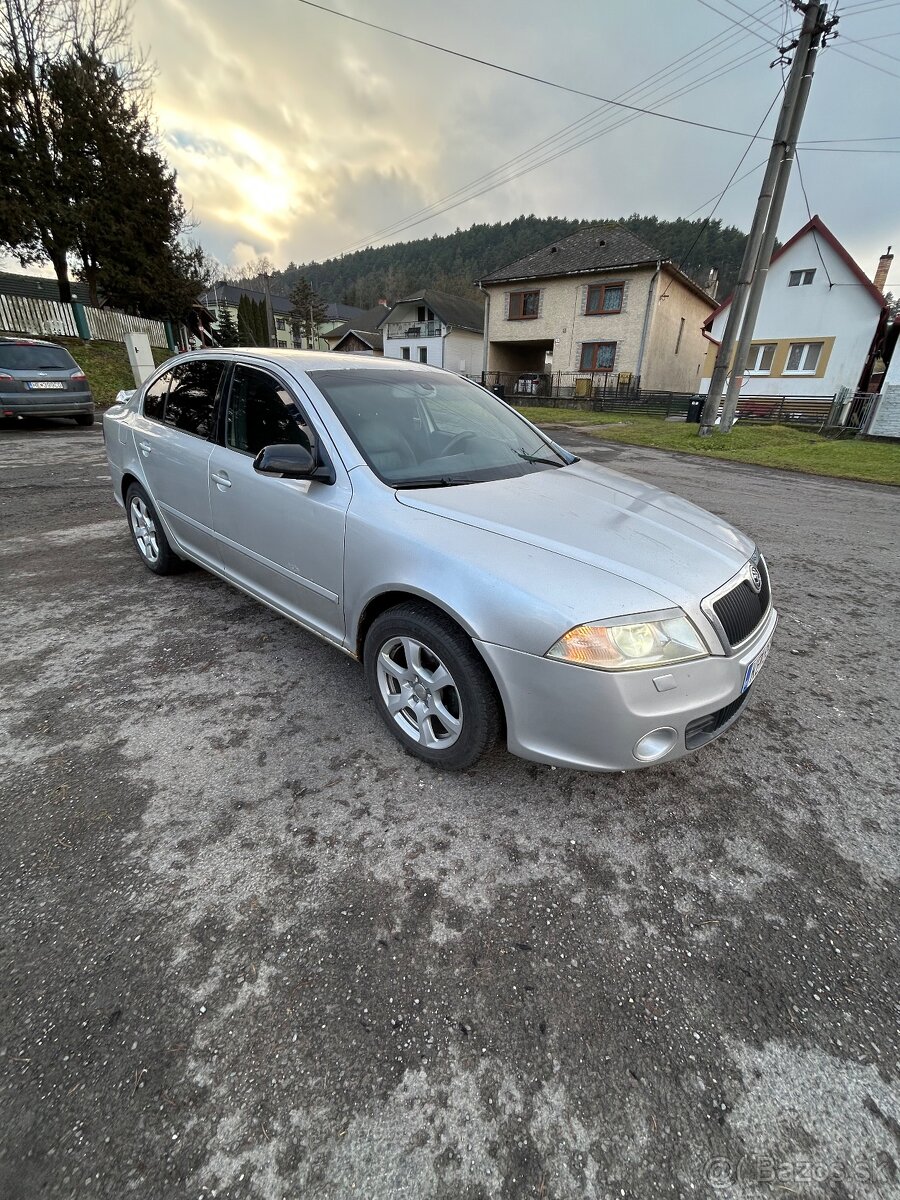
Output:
491 384 506 401
687 397 703 423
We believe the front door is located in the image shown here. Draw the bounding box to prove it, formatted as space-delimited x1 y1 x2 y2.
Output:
207 363 350 644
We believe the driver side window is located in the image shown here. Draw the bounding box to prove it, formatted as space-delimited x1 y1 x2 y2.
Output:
226 365 313 456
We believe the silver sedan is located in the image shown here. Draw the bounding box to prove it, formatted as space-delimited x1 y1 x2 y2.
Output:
102 350 776 772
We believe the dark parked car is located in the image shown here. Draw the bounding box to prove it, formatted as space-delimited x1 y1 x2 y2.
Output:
0 337 95 425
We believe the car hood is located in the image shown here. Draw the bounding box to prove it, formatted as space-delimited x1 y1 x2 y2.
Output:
396 461 754 610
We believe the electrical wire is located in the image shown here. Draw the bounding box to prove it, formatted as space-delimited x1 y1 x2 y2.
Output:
660 86 784 300
342 12 784 252
292 0 768 139
793 150 834 285
340 40 772 253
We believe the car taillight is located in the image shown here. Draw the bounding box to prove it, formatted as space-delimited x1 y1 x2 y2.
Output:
70 372 87 381
0 373 13 381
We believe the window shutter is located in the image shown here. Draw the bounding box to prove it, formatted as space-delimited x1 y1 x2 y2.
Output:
620 281 628 313
576 342 583 370
580 285 588 316
537 289 544 318
504 292 511 319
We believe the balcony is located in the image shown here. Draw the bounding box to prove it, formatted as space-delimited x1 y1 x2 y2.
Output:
385 320 443 339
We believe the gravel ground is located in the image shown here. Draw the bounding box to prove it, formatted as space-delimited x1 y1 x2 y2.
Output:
1 420 898 1200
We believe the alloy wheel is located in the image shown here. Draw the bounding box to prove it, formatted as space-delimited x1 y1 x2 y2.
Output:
376 636 463 749
130 495 160 564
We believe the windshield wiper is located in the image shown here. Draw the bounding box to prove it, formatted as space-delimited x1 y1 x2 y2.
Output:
392 475 481 489
515 448 566 468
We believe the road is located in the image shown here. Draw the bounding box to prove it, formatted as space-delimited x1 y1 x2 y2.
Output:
1 419 898 1200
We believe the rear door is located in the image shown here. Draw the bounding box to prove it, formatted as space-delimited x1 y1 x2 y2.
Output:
207 363 350 643
131 358 226 567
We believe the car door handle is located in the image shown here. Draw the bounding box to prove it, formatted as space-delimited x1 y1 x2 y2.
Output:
138 440 151 456
210 471 232 489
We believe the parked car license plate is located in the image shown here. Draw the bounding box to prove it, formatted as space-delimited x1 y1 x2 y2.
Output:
742 637 772 693
27 381 66 389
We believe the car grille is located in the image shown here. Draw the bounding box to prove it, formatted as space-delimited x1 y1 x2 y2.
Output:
684 688 752 749
713 560 770 648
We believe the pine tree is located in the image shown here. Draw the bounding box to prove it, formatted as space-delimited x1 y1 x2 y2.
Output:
216 304 240 347
237 295 268 346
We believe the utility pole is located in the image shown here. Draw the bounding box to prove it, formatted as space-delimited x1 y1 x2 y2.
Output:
262 272 277 347
699 1 835 436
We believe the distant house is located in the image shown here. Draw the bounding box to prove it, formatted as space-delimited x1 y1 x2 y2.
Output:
200 282 296 349
0 271 92 304
312 302 368 350
699 216 887 400
477 223 715 393
331 328 384 355
378 289 484 372
322 302 392 351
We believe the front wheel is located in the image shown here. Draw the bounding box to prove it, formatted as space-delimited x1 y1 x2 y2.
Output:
364 602 501 770
125 482 183 575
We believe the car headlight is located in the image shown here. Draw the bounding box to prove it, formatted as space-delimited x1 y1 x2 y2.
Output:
546 610 708 671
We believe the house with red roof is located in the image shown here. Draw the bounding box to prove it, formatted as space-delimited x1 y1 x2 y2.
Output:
699 216 888 401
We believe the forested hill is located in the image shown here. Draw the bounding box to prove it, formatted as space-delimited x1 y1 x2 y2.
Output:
270 214 750 307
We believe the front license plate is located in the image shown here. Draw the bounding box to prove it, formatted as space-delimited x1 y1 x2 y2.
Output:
742 637 772 693
27 381 65 389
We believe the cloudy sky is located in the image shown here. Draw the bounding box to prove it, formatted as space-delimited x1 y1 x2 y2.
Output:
131 0 898 287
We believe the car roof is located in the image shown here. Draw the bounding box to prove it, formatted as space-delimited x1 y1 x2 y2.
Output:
169 347 443 375
0 336 66 348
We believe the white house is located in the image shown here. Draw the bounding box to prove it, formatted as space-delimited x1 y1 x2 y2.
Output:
378 290 484 372
699 216 887 400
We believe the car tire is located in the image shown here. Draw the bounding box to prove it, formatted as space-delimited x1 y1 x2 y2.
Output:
75 413 94 426
125 482 183 576
364 602 501 770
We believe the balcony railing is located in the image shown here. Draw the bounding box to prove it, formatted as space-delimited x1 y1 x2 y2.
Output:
385 320 443 339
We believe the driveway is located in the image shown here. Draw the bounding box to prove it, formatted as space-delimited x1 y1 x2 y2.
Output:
1 421 898 1200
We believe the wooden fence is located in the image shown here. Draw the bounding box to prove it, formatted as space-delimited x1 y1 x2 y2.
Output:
0 294 78 339
0 292 169 348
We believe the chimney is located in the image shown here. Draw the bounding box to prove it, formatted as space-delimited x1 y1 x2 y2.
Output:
705 267 720 301
377 297 389 307
874 245 893 294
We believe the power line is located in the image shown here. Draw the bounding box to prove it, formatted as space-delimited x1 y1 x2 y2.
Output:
684 157 770 216
793 149 834 285
833 42 900 76
293 0 767 139
838 29 900 58
342 19 775 253
662 86 785 300
340 39 772 253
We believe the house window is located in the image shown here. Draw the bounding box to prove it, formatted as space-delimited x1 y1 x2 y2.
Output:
788 269 816 287
418 347 428 363
579 342 616 371
401 347 411 360
275 317 286 330
585 283 624 315
417 306 426 322
508 290 541 320
784 341 823 374
745 343 777 375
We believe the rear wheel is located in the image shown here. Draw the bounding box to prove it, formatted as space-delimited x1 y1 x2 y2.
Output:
125 482 183 575
364 602 501 770
74 412 94 426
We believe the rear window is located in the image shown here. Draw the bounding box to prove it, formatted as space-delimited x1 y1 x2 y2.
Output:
0 344 77 371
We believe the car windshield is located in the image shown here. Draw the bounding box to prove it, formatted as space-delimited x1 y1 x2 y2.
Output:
0 344 77 371
308 367 575 486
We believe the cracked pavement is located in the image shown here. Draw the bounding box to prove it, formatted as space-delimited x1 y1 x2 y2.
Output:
1 420 898 1199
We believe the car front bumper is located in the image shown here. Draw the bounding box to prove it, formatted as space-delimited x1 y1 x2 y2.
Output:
476 606 777 772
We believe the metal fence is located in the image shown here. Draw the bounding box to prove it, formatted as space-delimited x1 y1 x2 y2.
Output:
0 291 169 348
480 370 840 426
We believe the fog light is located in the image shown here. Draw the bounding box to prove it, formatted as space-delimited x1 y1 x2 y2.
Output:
633 727 678 762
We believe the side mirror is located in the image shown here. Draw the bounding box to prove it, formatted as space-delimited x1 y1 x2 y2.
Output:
252 442 335 484
253 443 316 478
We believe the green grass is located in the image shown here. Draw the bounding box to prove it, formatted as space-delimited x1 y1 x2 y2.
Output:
50 337 173 408
518 406 900 487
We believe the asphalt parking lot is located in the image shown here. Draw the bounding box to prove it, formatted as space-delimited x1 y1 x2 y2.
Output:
1 418 898 1200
